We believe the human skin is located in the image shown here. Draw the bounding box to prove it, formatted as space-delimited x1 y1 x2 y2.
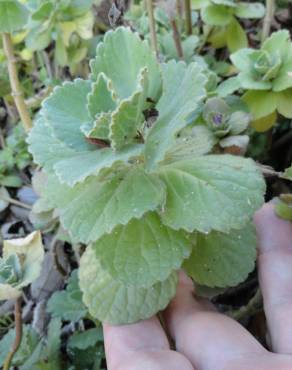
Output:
103 203 292 370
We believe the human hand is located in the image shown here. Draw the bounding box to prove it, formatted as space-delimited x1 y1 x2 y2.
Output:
103 203 292 370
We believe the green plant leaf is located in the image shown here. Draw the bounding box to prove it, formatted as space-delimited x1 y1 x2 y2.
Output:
2 231 44 292
230 48 254 71
145 61 207 170
0 0 29 33
242 90 277 120
90 26 161 101
235 2 265 19
262 30 290 59
54 144 143 186
79 244 178 324
226 19 247 52
42 79 93 151
201 4 234 26
276 89 292 118
45 166 165 243
158 155 265 233
27 118 76 172
109 67 148 150
251 111 277 132
183 223 257 287
47 270 87 322
217 76 242 97
67 328 102 350
86 73 116 120
92 212 191 287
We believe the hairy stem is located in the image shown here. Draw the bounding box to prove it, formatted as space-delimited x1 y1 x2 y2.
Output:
145 0 159 57
171 19 184 59
184 0 192 35
3 297 23 370
2 33 32 132
261 0 275 44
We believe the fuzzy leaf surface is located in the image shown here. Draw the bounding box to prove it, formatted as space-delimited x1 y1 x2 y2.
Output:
183 223 257 287
90 26 161 101
79 245 178 324
158 155 265 233
145 61 207 170
92 212 191 287
44 167 165 243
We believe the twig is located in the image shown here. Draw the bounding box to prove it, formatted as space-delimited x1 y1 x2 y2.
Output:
261 0 275 44
170 19 184 59
2 33 32 132
3 297 23 370
184 0 192 35
145 0 159 57
0 195 32 210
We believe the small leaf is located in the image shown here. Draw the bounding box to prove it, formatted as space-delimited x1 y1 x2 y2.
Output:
3 231 44 289
145 61 207 170
235 2 265 19
86 73 116 120
251 111 277 132
183 223 257 287
47 270 87 322
92 212 191 287
242 90 277 120
0 0 28 33
217 76 242 97
158 155 265 233
201 4 234 26
68 328 102 350
276 88 292 118
226 19 247 52
79 245 178 324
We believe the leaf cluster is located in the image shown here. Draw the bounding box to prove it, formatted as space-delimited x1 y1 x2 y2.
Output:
28 27 266 324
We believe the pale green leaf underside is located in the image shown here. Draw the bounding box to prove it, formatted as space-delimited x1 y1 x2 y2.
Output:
184 223 257 287
81 112 111 140
90 26 161 101
45 166 166 243
158 154 265 233
79 245 178 324
92 212 191 287
0 0 28 33
145 61 207 170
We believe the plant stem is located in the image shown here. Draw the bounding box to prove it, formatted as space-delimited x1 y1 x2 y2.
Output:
2 33 32 132
0 195 32 210
170 19 184 59
145 0 159 57
3 297 23 370
184 0 192 35
261 0 275 44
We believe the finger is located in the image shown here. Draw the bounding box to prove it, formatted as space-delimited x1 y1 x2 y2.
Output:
255 202 292 354
164 272 266 370
103 316 194 370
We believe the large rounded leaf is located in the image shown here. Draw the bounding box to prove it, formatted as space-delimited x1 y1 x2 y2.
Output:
79 245 178 324
158 154 265 233
92 212 191 287
184 223 257 287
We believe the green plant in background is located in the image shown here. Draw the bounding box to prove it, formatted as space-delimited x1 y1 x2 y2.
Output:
28 27 265 325
0 231 44 300
193 0 265 52
229 30 292 131
0 125 32 188
25 0 94 74
192 97 251 153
